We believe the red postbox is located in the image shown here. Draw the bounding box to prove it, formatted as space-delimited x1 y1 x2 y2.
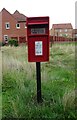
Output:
27 16 49 62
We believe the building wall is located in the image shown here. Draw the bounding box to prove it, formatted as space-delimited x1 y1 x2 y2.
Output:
50 28 73 38
50 29 54 36
0 12 2 41
73 29 77 38
2 9 27 43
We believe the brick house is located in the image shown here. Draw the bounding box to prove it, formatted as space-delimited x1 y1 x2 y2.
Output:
73 29 77 38
50 23 73 38
0 8 27 44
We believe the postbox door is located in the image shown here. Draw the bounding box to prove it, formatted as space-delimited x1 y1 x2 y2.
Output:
28 36 49 62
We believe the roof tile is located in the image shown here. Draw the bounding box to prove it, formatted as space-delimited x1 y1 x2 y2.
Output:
52 23 73 29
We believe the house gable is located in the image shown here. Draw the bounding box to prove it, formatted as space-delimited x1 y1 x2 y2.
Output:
2 8 18 38
1 8 27 43
0 11 2 41
52 23 73 29
13 10 26 22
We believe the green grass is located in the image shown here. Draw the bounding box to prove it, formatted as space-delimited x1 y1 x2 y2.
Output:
1 43 77 119
0 50 2 119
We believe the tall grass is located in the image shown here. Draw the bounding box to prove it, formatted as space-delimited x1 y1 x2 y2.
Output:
0 49 2 119
2 43 77 119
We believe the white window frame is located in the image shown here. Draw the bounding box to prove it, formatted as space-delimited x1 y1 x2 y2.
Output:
4 35 8 41
24 23 27 28
75 34 77 37
64 29 68 32
59 29 62 32
5 22 10 29
55 29 58 32
16 23 20 29
60 34 62 36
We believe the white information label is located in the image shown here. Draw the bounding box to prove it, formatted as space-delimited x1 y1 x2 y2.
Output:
35 41 43 56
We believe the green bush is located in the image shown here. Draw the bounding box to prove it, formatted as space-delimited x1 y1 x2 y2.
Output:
0 42 2 46
8 39 18 47
0 41 6 46
69 38 74 41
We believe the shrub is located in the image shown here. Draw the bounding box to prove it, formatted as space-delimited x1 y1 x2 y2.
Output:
0 42 2 46
0 41 6 46
8 39 18 47
69 38 74 41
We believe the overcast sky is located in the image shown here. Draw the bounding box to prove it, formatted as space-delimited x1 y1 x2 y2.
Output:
0 0 76 28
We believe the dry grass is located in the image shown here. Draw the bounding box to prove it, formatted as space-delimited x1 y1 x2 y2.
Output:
63 90 75 110
2 43 76 119
0 49 2 119
2 46 36 79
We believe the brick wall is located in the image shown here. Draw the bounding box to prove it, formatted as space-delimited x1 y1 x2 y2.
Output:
2 9 27 43
0 12 2 41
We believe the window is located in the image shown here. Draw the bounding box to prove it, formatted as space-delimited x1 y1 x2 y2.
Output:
55 29 58 32
59 29 62 32
5 22 10 29
64 29 68 32
24 23 27 28
55 34 57 36
4 35 8 42
75 34 77 37
60 34 62 36
16 23 20 29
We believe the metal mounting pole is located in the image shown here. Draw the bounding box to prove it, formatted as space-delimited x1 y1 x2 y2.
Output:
36 62 42 103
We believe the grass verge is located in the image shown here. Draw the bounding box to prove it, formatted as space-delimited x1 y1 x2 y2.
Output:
1 43 77 119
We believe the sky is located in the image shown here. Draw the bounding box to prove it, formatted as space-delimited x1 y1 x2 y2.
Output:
0 0 76 29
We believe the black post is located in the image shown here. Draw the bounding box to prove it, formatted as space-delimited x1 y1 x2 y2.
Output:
36 62 42 103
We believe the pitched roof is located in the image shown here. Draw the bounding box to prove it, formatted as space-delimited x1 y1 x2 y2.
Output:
52 23 73 29
1 8 27 22
13 10 26 22
1 8 17 21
